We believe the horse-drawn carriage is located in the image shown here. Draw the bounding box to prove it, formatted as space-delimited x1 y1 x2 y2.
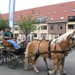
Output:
0 39 26 69
0 31 75 75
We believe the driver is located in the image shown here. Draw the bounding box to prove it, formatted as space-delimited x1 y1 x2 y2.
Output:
3 27 21 53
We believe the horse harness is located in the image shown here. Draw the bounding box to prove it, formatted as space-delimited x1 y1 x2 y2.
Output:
25 38 74 59
36 39 73 60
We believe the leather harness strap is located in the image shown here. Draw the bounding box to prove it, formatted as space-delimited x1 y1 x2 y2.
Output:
48 40 52 58
35 39 72 60
37 39 52 59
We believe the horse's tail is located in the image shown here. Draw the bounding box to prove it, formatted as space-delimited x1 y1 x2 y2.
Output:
24 43 30 70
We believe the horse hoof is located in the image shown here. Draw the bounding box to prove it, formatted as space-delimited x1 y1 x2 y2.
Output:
62 72 67 75
48 70 53 75
62 71 67 75
36 70 39 73
24 67 27 70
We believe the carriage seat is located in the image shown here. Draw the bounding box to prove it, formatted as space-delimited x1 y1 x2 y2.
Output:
3 39 26 55
3 39 15 51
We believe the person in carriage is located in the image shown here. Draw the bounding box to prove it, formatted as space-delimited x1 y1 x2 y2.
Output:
3 27 25 53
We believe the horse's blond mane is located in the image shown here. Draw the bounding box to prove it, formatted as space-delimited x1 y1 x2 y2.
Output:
57 31 73 43
51 31 73 44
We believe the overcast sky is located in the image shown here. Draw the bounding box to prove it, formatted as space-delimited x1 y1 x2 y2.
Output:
0 0 75 14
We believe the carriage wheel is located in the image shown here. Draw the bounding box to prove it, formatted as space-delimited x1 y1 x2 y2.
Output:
6 53 18 69
0 51 4 66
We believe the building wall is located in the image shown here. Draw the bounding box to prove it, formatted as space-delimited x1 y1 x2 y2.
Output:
48 22 66 34
10 21 75 40
32 23 48 40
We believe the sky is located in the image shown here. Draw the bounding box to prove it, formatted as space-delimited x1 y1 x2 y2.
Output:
0 0 75 14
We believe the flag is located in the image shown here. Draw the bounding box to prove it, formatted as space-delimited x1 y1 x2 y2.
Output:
9 0 15 27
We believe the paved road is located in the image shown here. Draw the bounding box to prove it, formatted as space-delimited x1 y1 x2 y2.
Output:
0 51 75 75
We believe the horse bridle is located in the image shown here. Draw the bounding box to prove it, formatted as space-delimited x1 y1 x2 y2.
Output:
68 34 75 48
55 34 75 54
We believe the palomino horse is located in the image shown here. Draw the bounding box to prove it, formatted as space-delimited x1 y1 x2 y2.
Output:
24 31 75 75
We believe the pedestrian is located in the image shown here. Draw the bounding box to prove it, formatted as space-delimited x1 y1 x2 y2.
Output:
42 36 46 40
27 32 34 43
55 34 59 39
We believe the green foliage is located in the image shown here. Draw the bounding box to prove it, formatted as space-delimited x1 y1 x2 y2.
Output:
19 10 38 37
0 15 8 31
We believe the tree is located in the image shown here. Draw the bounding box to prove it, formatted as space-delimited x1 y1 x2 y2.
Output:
19 10 39 37
0 15 8 31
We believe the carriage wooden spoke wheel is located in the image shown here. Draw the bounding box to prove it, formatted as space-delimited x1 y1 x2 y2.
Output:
6 53 18 69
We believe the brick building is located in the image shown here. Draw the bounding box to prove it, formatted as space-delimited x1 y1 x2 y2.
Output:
1 1 75 40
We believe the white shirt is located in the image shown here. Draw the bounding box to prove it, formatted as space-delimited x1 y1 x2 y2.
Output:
27 33 34 42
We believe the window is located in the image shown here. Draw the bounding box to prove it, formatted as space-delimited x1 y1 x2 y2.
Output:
72 8 75 12
51 34 55 39
64 9 67 12
41 33 47 37
36 13 39 16
14 22 18 25
14 33 18 36
69 16 74 19
58 25 62 29
14 27 18 31
68 16 75 21
60 17 64 20
51 25 55 29
41 18 46 23
41 26 47 30
54 11 56 14
50 18 54 20
47 11 50 14
34 18 40 23
33 33 37 37
68 24 75 29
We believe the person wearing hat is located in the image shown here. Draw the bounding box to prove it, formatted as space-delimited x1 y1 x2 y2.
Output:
3 27 21 52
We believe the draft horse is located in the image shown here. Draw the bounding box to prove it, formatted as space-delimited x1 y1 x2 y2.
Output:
24 31 75 75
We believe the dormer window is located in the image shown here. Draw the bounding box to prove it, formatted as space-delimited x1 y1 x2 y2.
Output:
60 17 64 20
51 18 54 20
54 11 56 14
72 8 75 12
47 11 50 14
36 13 39 16
64 9 67 12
